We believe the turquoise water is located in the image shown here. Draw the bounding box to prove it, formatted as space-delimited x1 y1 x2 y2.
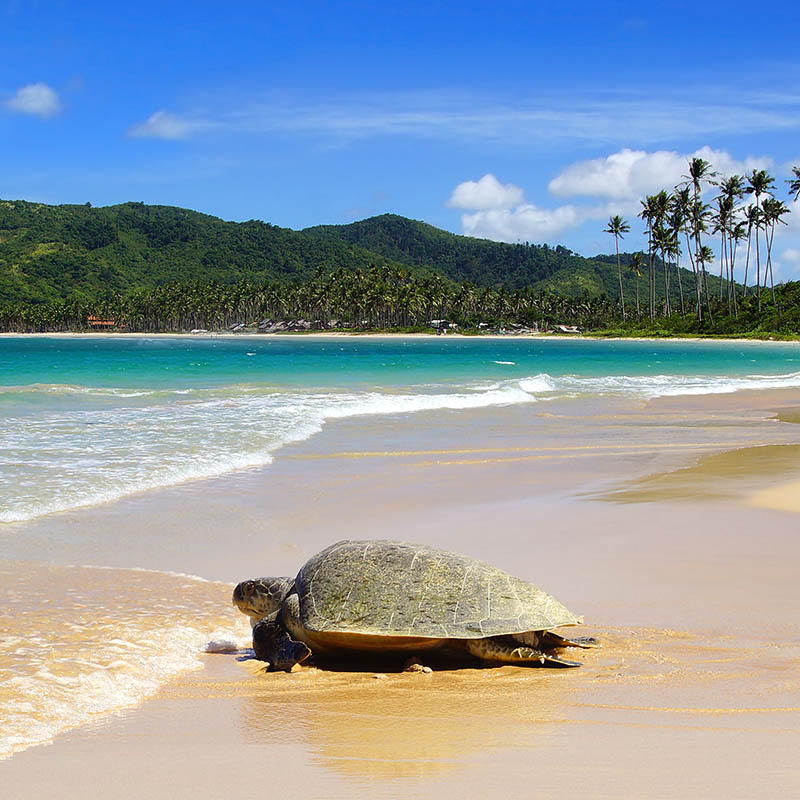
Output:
4 335 800 389
3 335 800 523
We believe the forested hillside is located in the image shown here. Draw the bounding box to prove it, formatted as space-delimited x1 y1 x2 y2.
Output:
0 200 405 305
304 214 720 301
0 200 712 307
306 214 618 291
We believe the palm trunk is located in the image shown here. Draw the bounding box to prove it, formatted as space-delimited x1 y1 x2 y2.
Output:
648 251 653 320
755 213 762 312
742 230 751 300
730 232 739 318
766 221 777 305
682 228 700 320
615 239 626 321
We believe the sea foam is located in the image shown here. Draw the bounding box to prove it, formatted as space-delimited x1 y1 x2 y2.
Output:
0 382 536 524
5 353 800 523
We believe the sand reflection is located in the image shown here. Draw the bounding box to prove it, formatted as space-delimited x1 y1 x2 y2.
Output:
236 663 569 779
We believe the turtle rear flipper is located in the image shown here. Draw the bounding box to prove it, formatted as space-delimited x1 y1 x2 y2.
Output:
542 631 600 649
466 636 582 668
252 614 311 671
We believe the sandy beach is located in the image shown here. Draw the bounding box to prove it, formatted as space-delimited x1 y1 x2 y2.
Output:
2 376 800 798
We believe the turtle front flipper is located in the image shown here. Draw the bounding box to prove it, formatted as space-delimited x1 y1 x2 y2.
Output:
252 613 311 672
466 636 582 668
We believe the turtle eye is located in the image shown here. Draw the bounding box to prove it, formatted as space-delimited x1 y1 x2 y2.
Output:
242 581 255 599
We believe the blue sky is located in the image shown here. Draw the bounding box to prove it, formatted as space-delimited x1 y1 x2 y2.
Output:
3 0 800 277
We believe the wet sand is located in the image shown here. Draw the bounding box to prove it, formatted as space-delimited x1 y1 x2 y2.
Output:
3 388 800 796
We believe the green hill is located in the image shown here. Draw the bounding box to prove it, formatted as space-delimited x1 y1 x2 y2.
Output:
0 200 405 305
303 214 592 288
303 214 717 301
1 199 716 306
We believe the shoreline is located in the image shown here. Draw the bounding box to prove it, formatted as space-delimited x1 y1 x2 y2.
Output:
3 330 800 344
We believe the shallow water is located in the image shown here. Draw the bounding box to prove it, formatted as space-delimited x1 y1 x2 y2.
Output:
0 560 250 759
3 336 800 524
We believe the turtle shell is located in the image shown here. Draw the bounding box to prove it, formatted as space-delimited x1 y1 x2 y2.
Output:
295 540 580 639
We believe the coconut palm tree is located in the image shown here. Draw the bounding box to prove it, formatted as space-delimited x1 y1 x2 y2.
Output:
761 197 790 304
716 175 744 311
729 221 746 317
741 204 759 301
688 197 712 319
787 166 800 202
640 194 668 320
652 223 673 316
604 215 630 320
712 195 733 304
682 158 717 320
666 206 687 314
744 169 776 311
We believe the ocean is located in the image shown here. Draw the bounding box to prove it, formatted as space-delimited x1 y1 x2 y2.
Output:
2 333 800 759
4 335 800 525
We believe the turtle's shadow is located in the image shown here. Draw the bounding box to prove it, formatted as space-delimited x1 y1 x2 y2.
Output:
231 651 572 672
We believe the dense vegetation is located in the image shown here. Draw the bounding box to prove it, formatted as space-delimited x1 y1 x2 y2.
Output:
1 199 703 308
303 213 715 301
2 186 800 338
2 262 799 337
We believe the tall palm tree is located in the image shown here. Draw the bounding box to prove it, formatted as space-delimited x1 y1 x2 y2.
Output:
682 158 717 321
647 191 671 315
741 204 759 301
652 223 673 316
604 215 630 320
744 169 776 311
761 197 790 304
666 206 687 314
640 195 665 320
729 221 746 317
712 195 733 304
716 175 744 312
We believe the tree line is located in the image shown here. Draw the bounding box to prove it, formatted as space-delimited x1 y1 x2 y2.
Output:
604 159 800 324
3 263 800 336
0 266 621 332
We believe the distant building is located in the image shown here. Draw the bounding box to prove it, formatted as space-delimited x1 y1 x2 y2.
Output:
87 316 117 329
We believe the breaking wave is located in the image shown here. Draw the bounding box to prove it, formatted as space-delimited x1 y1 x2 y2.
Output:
0 382 536 524
4 365 800 524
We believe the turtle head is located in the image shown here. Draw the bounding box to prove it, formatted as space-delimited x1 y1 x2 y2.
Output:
232 577 294 620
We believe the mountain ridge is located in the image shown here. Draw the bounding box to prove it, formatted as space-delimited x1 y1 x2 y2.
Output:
1 199 699 306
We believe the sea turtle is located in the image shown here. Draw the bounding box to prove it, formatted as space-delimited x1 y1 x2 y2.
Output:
232 539 596 671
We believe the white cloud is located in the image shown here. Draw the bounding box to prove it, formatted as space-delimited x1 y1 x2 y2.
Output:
447 174 524 210
770 247 800 283
5 83 61 117
124 84 800 147
448 146 779 244
781 247 800 266
548 147 773 200
780 197 800 233
128 110 205 140
461 203 586 242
